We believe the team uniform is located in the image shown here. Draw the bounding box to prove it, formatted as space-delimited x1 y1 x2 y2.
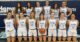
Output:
68 20 78 36
28 19 37 36
48 19 57 36
4 19 15 37
17 18 27 36
60 7 68 19
38 20 46 36
58 19 67 37
44 6 51 19
52 9 59 19
35 7 42 19
26 8 32 17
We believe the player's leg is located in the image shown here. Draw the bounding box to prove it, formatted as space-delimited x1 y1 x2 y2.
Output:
58 30 62 42
43 31 47 42
29 30 32 42
38 31 42 42
48 30 52 42
72 32 77 42
7 37 11 42
6 31 11 42
53 30 57 42
43 35 46 42
17 29 22 42
33 30 37 42
23 29 27 42
11 30 15 42
68 30 72 42
63 30 67 42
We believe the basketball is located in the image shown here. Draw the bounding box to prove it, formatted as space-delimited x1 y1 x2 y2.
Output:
39 28 45 34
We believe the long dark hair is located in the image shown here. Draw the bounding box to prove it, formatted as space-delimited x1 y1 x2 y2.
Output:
39 12 45 20
52 3 59 9
15 2 22 13
27 2 32 8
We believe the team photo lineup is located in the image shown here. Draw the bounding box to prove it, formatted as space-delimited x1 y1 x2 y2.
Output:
3 1 79 42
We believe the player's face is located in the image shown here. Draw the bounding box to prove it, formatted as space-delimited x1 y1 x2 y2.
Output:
40 14 44 20
71 14 75 20
60 13 65 19
27 2 30 7
17 3 20 7
20 13 24 18
45 1 49 6
62 2 67 7
36 2 40 7
54 4 58 8
50 13 54 19
7 12 12 19
30 12 34 18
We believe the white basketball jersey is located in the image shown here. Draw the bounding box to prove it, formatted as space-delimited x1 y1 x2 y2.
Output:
18 8 20 14
4 19 14 30
26 8 32 16
48 19 56 29
29 19 36 29
69 20 78 30
59 20 66 29
60 7 67 16
35 7 42 17
44 6 51 15
39 20 46 29
18 18 26 28
53 9 59 18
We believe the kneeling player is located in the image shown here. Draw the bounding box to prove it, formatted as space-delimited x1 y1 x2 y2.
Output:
17 13 27 42
28 11 37 42
58 13 67 42
4 11 16 42
48 13 58 42
68 14 79 42
37 13 47 42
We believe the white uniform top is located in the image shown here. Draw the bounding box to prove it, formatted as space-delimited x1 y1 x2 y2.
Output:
39 20 46 29
18 18 26 28
59 19 66 29
18 8 20 14
44 6 51 15
29 19 36 29
4 19 14 31
53 9 59 18
26 8 32 16
35 7 42 17
60 7 68 16
48 19 56 29
69 20 78 30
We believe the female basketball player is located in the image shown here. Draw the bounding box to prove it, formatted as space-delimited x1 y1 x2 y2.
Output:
44 1 51 19
35 2 42 19
68 14 79 42
51 3 59 19
59 1 72 19
25 2 33 18
48 13 58 42
4 11 16 42
37 12 47 42
17 12 27 42
28 11 37 42
58 13 67 42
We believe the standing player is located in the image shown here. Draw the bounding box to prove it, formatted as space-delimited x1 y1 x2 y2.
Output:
44 1 51 19
17 12 27 42
37 12 47 42
58 13 67 42
28 11 37 42
4 11 16 42
48 13 58 42
68 14 79 42
51 3 59 19
25 2 33 18
35 2 42 19
60 1 72 19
